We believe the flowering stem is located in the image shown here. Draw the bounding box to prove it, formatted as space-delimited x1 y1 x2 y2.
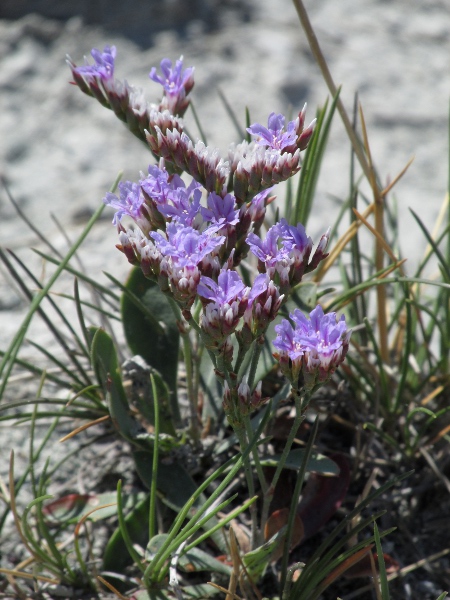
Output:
260 390 308 542
188 315 217 371
248 338 264 390
167 297 200 442
244 413 268 495
234 425 259 548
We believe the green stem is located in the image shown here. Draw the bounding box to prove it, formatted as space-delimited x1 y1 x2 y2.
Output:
149 374 159 541
234 425 259 548
248 339 263 389
260 391 308 542
167 297 199 440
181 330 200 443
244 414 268 544
233 340 251 376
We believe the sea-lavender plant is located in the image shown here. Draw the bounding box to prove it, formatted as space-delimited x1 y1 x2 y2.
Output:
66 44 352 596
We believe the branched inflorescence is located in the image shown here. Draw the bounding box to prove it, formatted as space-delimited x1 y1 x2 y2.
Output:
69 46 351 422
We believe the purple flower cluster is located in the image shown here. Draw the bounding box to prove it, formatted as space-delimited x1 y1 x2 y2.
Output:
273 305 351 389
247 107 316 155
73 46 116 83
70 45 351 400
246 218 329 292
149 56 195 117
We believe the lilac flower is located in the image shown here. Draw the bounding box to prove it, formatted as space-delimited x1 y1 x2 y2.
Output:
73 45 116 82
247 112 297 152
273 305 351 389
140 163 171 205
151 223 225 269
118 227 162 279
140 163 203 227
158 179 203 227
247 187 274 223
242 273 284 337
246 225 288 270
201 193 239 229
149 56 195 116
198 269 247 305
198 270 250 346
104 180 148 230
246 219 328 290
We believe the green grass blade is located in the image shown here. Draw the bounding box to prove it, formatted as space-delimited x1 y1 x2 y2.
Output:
0 172 121 401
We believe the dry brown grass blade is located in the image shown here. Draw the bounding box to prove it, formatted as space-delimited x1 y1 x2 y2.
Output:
313 204 375 282
291 0 371 182
427 422 450 447
388 547 450 580
58 414 110 443
315 546 374 595
74 502 117 537
226 527 241 600
0 567 59 585
97 575 128 600
208 582 244 600
8 451 42 561
358 104 389 365
352 208 402 267
369 551 383 600
380 156 415 197
421 385 445 406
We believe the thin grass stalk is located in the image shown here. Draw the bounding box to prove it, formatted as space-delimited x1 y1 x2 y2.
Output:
74 278 94 354
446 100 450 372
0 173 121 400
7 249 90 363
291 0 371 181
189 100 208 145
393 287 413 413
0 351 72 390
26 339 88 389
0 176 63 259
116 479 146 573
0 249 92 386
29 374 45 500
144 409 271 583
294 517 393 599
289 471 412 596
349 94 368 341
58 288 120 320
155 494 240 583
308 528 396 600
149 374 159 542
183 497 257 554
0 415 60 531
166 296 193 432
20 494 63 572
374 523 390 599
217 87 246 140
32 249 121 303
35 470 69 574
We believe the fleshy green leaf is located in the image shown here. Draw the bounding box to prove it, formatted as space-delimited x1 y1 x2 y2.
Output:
260 449 340 476
121 267 180 403
90 326 139 440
